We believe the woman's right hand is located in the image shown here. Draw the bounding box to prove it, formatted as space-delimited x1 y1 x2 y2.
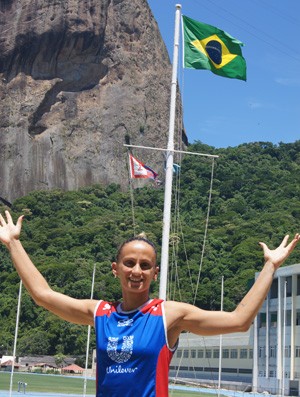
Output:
0 210 23 246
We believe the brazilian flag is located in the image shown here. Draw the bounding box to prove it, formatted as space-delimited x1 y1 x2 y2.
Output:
182 15 246 81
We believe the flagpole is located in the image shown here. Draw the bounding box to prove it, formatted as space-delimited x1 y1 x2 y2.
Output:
217 276 224 397
9 280 22 397
159 4 182 300
83 263 97 397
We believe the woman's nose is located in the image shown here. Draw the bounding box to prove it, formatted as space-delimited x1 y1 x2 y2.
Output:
131 263 142 274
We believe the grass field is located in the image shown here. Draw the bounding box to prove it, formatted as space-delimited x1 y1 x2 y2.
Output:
0 371 226 396
0 372 96 394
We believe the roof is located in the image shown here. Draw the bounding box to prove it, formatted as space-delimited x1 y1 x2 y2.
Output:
1 355 14 364
0 360 20 367
33 362 57 368
19 355 76 366
62 364 84 372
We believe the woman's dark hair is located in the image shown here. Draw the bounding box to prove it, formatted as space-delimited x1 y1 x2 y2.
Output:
116 233 157 262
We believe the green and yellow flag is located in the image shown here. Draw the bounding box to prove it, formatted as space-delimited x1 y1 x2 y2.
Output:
182 15 246 81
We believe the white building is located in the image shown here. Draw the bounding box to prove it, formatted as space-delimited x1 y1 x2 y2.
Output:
170 263 300 396
169 329 253 391
253 263 300 396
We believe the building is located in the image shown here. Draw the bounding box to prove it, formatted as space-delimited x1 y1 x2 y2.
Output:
253 263 300 396
169 329 253 391
0 356 20 371
17 355 76 373
169 263 300 396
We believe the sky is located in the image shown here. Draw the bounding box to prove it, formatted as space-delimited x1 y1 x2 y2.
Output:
147 0 300 148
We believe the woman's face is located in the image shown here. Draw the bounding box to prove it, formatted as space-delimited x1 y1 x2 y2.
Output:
112 240 158 293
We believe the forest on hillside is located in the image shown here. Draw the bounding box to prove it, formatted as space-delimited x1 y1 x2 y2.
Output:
1 140 300 360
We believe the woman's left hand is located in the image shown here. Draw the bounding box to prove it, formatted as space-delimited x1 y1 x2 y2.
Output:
259 233 300 270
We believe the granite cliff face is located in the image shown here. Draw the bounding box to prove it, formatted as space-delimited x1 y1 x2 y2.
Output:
0 0 185 203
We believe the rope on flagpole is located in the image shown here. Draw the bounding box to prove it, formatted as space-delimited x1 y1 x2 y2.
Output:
126 150 137 235
129 177 137 236
193 157 216 305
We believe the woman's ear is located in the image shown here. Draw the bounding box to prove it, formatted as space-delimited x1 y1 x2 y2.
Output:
112 262 118 278
153 266 159 281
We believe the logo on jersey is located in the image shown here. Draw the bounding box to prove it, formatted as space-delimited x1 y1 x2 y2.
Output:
117 319 134 327
107 335 134 363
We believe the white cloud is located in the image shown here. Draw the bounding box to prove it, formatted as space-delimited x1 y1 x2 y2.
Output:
275 78 300 87
248 101 264 109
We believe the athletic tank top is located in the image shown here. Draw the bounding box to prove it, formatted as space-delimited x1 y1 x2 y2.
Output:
94 298 176 397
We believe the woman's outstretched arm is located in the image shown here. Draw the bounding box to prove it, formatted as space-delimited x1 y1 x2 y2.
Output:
166 233 300 345
0 210 97 326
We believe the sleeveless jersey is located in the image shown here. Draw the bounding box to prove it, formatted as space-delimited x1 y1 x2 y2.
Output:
94 298 176 397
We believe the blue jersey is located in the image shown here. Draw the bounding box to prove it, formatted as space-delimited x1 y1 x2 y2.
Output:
94 298 176 397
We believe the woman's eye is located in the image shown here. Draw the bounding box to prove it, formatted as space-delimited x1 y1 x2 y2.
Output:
123 260 152 269
140 262 151 270
124 261 135 267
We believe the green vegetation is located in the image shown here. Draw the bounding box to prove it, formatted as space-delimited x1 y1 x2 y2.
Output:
0 140 300 358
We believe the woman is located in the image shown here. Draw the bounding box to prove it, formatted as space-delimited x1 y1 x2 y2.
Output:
0 209 299 396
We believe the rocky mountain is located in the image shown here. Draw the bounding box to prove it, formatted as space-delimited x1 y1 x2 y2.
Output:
0 0 186 204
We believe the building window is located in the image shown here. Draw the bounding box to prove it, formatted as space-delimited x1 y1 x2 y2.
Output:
197 350 204 358
271 312 277 327
259 346 265 358
191 349 196 358
204 367 219 372
297 275 300 296
176 349 182 358
205 349 211 358
193 366 203 372
223 349 229 359
285 346 291 358
286 276 292 297
249 349 253 359
213 349 219 359
295 346 300 358
270 278 278 298
230 349 238 359
240 349 248 359
270 346 276 358
285 310 292 327
183 350 189 358
260 313 266 327
222 368 237 373
239 369 252 374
